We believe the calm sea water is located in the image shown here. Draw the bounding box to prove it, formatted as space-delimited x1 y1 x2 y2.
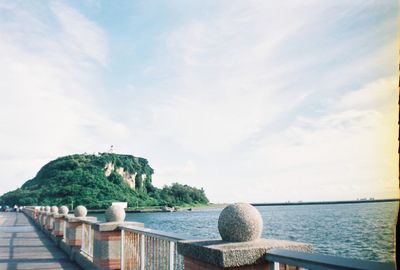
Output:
93 201 398 263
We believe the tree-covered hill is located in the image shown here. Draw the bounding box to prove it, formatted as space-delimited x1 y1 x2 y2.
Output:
0 153 208 209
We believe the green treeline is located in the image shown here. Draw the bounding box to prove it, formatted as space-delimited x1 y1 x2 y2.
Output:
0 153 209 209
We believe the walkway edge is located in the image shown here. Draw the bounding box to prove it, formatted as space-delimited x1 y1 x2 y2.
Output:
24 212 99 270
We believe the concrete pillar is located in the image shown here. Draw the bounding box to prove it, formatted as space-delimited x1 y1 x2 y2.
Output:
37 210 42 226
41 206 51 228
45 206 58 231
41 213 47 227
34 206 40 221
65 206 96 247
65 217 84 247
39 208 47 227
53 214 66 237
92 205 143 270
53 206 69 238
92 225 123 269
177 203 313 270
45 214 54 231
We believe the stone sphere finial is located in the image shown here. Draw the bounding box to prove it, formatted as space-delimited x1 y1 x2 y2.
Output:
218 203 263 242
74 205 87 217
51 206 58 213
105 205 126 222
45 206 51 213
59 206 69 215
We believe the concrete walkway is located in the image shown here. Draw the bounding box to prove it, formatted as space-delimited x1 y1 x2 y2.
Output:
0 212 81 270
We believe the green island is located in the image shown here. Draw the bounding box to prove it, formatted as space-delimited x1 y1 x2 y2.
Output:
0 153 209 210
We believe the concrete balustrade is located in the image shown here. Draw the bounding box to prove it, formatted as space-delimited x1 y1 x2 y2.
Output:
22 206 37 219
23 203 313 270
177 203 312 270
21 203 396 270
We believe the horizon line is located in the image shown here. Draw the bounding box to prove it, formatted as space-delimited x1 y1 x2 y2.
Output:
250 198 400 207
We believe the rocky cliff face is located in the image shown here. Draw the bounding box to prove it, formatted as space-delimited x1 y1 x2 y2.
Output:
104 162 147 189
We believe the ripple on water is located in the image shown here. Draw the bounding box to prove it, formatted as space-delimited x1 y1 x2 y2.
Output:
92 202 398 263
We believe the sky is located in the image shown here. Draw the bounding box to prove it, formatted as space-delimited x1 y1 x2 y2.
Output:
0 0 398 203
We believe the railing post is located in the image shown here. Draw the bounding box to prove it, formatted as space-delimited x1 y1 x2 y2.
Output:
168 241 175 270
140 234 145 270
81 223 86 251
63 219 67 242
177 203 313 270
268 261 276 270
120 229 125 270
89 225 93 256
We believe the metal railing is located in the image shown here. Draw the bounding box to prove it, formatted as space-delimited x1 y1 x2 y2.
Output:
81 221 95 258
119 225 186 270
62 219 67 242
265 249 396 270
21 207 397 270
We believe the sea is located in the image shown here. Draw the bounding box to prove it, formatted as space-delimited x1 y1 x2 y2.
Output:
93 201 398 263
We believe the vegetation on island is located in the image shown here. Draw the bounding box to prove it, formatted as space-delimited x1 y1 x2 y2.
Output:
0 153 209 209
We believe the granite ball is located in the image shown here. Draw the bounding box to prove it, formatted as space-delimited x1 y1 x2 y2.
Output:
105 205 126 222
51 206 58 213
45 206 51 213
59 206 69 215
218 203 263 242
74 205 87 217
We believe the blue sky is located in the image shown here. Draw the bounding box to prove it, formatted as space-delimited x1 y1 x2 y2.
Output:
0 1 398 203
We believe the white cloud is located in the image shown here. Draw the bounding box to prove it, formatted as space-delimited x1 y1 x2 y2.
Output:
152 160 197 187
142 1 331 156
334 76 397 112
0 1 397 203
51 2 108 66
236 76 398 202
0 2 125 194
114 1 398 202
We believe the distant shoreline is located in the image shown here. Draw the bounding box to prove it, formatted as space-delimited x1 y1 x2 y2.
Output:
251 198 400 207
85 199 400 214
86 203 220 214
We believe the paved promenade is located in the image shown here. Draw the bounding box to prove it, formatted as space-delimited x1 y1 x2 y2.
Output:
0 212 80 270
